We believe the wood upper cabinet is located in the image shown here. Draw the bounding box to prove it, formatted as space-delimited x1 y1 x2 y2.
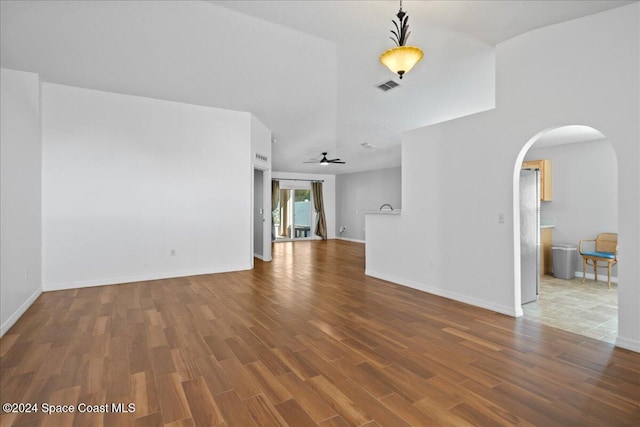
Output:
522 159 552 201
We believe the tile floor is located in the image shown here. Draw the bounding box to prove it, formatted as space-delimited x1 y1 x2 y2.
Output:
522 275 618 343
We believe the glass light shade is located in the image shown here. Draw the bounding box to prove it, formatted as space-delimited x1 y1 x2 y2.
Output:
379 46 424 77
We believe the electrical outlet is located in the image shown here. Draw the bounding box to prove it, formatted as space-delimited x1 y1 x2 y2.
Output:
498 213 505 224
24 268 29 279
339 226 347 233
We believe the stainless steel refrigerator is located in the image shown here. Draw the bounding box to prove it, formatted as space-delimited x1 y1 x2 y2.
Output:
520 169 540 304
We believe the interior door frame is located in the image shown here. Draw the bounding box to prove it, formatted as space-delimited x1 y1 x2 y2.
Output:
274 183 315 242
251 165 271 267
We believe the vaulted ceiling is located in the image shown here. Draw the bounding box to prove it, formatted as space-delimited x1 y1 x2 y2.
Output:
1 1 632 173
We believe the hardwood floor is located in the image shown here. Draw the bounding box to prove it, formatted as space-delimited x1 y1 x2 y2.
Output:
1 240 638 426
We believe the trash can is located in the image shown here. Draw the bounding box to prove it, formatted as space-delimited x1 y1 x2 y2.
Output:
552 243 577 279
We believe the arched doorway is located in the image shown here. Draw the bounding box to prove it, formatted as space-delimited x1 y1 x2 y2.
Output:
512 125 618 343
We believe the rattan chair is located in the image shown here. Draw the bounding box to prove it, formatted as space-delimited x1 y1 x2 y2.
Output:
578 233 618 288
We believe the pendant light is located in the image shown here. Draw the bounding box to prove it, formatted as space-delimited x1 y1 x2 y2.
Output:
379 0 424 79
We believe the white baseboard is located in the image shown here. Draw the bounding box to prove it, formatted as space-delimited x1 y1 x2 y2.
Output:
43 264 252 291
574 271 618 284
615 336 640 353
365 269 520 317
336 237 365 244
254 253 264 261
1 287 42 337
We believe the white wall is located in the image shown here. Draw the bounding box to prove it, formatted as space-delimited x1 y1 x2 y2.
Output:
336 167 401 242
336 26 495 173
1 68 43 336
366 4 640 351
271 171 336 240
42 83 254 290
526 140 618 277
251 114 272 171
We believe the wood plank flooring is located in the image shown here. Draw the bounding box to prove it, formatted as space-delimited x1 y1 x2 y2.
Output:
1 240 639 426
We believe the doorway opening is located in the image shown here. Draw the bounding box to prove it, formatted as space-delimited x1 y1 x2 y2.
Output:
253 167 271 265
513 125 619 344
273 187 314 241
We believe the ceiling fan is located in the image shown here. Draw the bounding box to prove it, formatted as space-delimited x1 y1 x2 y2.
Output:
304 152 346 165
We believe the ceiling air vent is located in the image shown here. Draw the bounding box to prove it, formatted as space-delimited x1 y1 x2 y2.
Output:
377 80 399 92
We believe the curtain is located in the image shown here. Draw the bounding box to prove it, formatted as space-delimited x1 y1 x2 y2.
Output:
311 181 327 240
280 189 291 237
271 180 279 240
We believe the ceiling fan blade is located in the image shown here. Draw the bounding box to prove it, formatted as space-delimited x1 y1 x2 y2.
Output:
303 152 345 164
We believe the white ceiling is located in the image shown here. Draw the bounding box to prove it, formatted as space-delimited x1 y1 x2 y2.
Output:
211 1 632 46
1 0 631 174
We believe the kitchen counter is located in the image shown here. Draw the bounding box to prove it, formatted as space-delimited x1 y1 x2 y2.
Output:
360 210 402 215
541 218 555 229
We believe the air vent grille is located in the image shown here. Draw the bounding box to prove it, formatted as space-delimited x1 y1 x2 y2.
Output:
377 80 399 91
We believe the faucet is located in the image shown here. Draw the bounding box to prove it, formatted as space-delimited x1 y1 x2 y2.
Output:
379 203 394 211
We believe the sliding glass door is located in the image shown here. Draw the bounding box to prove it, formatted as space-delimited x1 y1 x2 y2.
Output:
273 186 313 241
